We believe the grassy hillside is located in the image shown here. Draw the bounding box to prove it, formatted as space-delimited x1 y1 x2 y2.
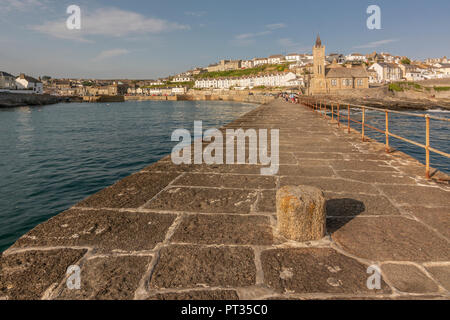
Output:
195 64 292 79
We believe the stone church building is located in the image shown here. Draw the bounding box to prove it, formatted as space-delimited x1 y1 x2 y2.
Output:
308 35 369 95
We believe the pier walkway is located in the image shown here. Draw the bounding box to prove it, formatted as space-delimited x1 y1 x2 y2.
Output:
1 100 449 300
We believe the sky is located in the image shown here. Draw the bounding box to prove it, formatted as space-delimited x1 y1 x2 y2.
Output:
1 0 449 79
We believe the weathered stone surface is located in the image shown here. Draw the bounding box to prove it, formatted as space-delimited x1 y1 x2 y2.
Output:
345 153 392 161
325 193 400 216
331 160 396 172
293 152 345 161
331 216 450 261
145 187 258 214
12 209 176 252
58 256 150 300
403 206 450 239
174 173 276 189
425 265 450 291
278 165 334 177
292 145 356 153
336 170 416 184
280 177 379 194
171 214 274 245
0 249 87 300
261 248 390 294
192 164 264 174
148 290 239 300
150 245 256 289
381 264 439 294
276 186 326 241
278 153 298 165
258 190 276 213
378 185 450 207
78 172 180 208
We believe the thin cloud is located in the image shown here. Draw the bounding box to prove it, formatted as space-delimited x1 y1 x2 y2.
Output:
93 49 130 61
354 39 398 49
1 0 46 11
30 7 190 42
279 38 297 47
184 11 206 17
234 23 286 45
278 38 309 53
266 23 287 30
235 31 271 40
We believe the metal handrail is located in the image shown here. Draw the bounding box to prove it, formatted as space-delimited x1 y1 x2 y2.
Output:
298 97 450 179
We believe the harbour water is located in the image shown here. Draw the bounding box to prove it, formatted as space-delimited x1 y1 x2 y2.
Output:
0 100 256 252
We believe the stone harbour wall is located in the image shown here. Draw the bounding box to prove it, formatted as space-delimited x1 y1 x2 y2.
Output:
1 99 449 300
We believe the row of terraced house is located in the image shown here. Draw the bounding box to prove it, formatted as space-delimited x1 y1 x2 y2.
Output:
194 72 304 89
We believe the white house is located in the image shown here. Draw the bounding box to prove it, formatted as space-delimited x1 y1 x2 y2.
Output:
172 87 187 94
369 63 402 83
241 60 254 69
268 55 285 64
285 53 302 62
381 53 395 63
399 64 427 81
437 63 450 76
0 71 16 89
345 53 367 63
147 89 160 95
172 76 192 83
253 58 268 67
194 72 299 89
405 70 426 82
15 74 43 94
149 80 164 86
368 69 380 84
127 87 137 95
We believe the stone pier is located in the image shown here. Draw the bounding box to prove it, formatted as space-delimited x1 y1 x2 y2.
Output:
1 100 449 300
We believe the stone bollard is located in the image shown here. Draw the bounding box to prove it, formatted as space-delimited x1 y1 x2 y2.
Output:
276 186 326 242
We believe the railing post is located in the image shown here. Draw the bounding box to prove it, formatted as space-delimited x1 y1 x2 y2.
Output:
347 104 350 133
362 106 365 142
337 103 340 127
332 103 334 122
385 110 390 153
426 115 430 179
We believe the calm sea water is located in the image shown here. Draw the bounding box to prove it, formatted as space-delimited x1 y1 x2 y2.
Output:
0 100 256 252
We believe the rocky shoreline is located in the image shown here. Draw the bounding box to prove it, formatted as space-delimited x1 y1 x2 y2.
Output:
0 93 71 108
327 96 450 111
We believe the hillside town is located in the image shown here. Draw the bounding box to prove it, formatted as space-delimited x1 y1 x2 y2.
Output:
1 36 449 98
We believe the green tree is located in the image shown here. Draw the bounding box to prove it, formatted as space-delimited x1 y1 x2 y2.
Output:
401 58 411 65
